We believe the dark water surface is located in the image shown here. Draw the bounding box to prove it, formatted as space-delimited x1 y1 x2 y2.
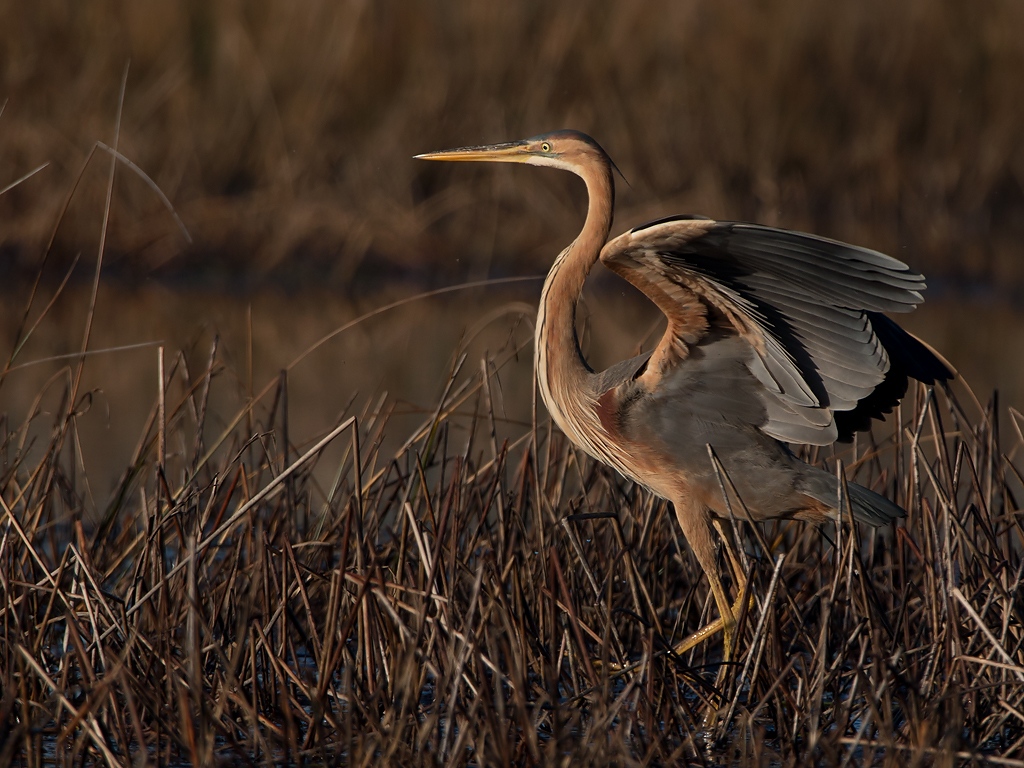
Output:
1 280 1019 512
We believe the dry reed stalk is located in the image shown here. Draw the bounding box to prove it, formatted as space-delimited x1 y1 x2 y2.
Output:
2 326 1020 766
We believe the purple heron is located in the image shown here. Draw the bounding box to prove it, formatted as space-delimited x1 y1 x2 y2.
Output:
416 130 952 661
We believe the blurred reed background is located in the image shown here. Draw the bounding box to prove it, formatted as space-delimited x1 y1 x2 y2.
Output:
1 0 1023 497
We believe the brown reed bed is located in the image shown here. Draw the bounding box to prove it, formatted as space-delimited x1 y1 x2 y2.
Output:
2 0 1023 291
0 303 1022 765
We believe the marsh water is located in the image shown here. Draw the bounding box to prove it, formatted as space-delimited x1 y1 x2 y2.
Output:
1 277 1021 512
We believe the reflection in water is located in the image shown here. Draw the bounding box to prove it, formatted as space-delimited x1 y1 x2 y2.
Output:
0 281 1019 511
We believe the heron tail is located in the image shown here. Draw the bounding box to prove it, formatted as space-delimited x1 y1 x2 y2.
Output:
799 471 905 526
845 482 905 526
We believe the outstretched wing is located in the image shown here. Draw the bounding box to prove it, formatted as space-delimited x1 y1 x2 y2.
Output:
600 216 951 445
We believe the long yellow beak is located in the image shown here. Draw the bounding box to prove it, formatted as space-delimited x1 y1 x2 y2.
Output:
414 140 530 163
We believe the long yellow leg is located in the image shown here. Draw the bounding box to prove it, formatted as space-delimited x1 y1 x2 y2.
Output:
713 518 753 658
594 508 752 677
671 508 751 661
712 519 747 596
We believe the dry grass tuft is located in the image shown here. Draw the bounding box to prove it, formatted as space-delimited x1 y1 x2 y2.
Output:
0 312 1022 764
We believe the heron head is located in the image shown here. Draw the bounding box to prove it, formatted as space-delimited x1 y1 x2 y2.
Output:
415 130 612 176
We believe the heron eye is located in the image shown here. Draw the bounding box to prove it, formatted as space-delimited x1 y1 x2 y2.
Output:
541 142 551 152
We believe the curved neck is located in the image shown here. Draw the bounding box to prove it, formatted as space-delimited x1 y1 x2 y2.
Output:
535 158 614 433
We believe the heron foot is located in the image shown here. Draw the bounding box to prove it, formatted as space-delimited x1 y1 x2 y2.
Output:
592 590 753 680
671 590 752 662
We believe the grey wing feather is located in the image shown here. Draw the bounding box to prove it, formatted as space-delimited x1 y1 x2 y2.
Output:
603 218 950 446
707 224 925 310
